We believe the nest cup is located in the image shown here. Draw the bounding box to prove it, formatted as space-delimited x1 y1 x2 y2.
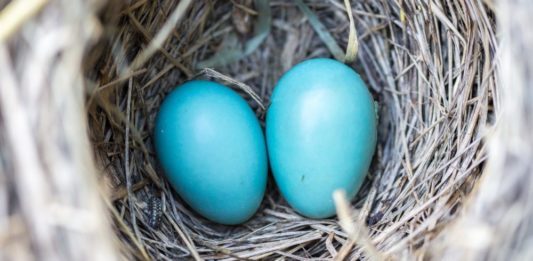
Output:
0 0 499 260
89 1 496 259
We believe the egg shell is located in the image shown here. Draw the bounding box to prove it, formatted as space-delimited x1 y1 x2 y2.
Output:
154 80 267 225
266 58 377 219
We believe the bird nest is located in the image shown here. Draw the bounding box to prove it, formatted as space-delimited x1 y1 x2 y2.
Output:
0 0 500 260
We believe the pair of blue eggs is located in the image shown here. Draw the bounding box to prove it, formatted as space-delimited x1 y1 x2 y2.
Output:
154 58 377 225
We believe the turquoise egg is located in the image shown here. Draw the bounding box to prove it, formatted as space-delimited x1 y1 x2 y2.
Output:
154 80 267 225
266 58 377 219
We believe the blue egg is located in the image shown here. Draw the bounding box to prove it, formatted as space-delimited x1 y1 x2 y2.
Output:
266 58 377 219
154 80 267 225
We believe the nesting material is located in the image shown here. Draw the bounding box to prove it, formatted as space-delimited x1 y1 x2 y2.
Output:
86 1 497 259
0 0 504 260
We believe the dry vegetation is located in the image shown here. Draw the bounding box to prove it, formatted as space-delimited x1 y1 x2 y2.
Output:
86 0 496 259
2 0 531 260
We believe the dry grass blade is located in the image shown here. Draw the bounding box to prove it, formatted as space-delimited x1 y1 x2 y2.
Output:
124 78 144 251
343 0 358 62
128 0 193 73
333 190 383 260
0 0 49 42
294 0 345 61
199 68 266 111
164 212 202 261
